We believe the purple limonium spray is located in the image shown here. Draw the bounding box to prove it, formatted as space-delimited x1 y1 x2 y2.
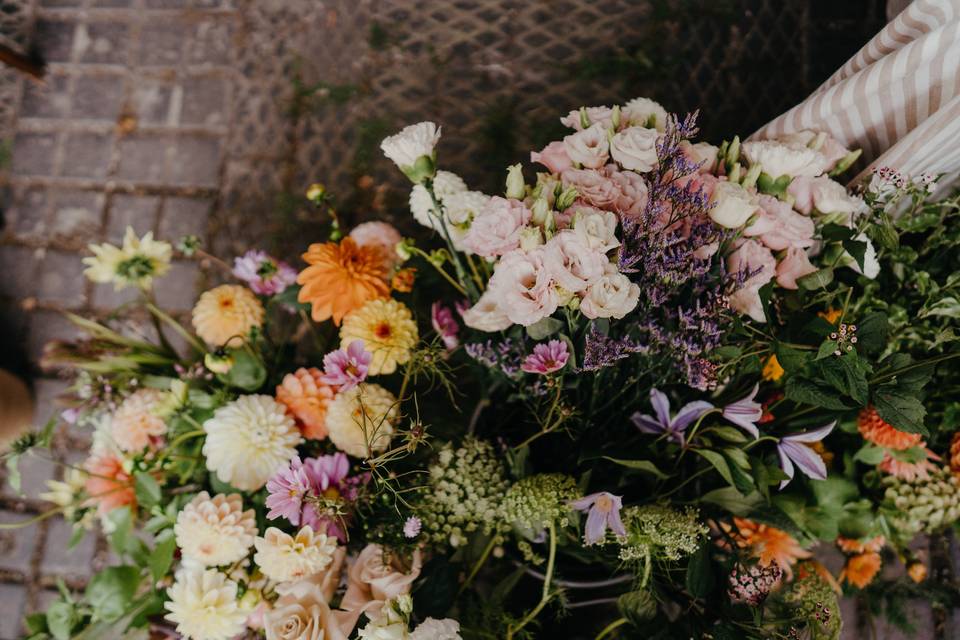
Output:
570 492 627 545
233 249 297 295
631 388 714 446
777 422 835 489
521 340 569 375
321 340 371 391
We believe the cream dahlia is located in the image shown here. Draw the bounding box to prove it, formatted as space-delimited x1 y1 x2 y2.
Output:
325 383 399 458
192 284 265 347
340 299 419 376
110 388 167 452
202 395 303 491
164 568 248 640
174 492 257 567
253 526 338 583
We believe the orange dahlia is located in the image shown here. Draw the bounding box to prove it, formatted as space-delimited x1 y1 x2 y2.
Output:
84 452 135 515
836 535 884 554
297 238 390 325
908 560 927 583
727 517 811 578
275 367 335 440
840 551 881 588
858 406 923 451
879 448 939 481
950 431 960 476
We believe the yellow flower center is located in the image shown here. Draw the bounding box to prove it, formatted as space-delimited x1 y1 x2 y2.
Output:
595 494 613 513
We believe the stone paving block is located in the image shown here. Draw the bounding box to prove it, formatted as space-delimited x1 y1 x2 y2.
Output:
9 188 51 240
10 132 57 176
31 379 69 432
185 18 234 66
158 195 211 241
36 250 87 309
49 189 105 243
181 74 228 126
15 452 57 499
34 19 77 63
90 282 140 310
70 73 127 121
153 259 199 311
0 245 41 301
75 21 130 65
61 132 113 179
26 310 85 365
19 74 71 120
169 135 220 187
139 21 187 67
130 78 176 125
41 517 95 578
40 0 85 7
0 512 39 573
146 0 189 7
0 583 28 640
107 193 160 242
116 132 175 184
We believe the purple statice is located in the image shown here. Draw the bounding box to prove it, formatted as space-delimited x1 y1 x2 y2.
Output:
465 337 526 377
233 250 297 295
569 492 626 545
580 326 647 372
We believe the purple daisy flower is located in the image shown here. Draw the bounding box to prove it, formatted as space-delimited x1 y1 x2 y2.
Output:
521 340 569 375
233 250 297 295
320 341 372 391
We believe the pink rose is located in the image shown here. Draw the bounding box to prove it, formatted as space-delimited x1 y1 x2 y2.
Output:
461 196 531 257
563 123 610 169
531 141 573 174
726 239 776 323
543 230 607 294
560 106 615 131
776 246 817 289
487 249 559 326
744 194 815 250
461 290 512 332
680 141 720 174
607 167 649 218
561 169 620 210
339 544 422 632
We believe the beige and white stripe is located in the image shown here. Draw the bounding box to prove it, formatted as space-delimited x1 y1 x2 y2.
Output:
752 0 960 185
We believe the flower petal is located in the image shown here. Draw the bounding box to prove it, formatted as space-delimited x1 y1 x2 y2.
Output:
631 412 666 435
783 421 836 443
781 440 827 481
569 493 599 512
649 388 672 428
777 444 795 490
672 401 715 431
583 505 608 545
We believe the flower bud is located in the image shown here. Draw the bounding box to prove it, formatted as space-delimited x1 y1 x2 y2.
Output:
505 163 526 199
306 183 326 202
395 238 415 262
519 226 543 252
724 135 741 171
555 186 579 211
204 351 235 375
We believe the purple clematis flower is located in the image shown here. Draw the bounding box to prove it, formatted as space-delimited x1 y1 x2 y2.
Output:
570 492 627 545
632 388 714 446
777 422 835 489
722 384 763 439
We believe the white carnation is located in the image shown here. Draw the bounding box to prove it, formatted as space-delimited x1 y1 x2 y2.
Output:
741 140 830 178
174 492 257 567
202 395 302 491
621 97 669 131
409 171 468 229
253 526 337 584
164 569 247 640
381 121 441 168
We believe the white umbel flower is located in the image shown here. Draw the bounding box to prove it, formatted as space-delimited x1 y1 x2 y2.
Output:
325 383 399 458
381 121 441 169
175 492 257 567
409 171 468 229
164 569 247 640
411 618 463 640
202 395 303 491
253 526 337 583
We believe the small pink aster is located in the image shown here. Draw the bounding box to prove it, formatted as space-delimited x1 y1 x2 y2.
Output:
403 516 422 539
233 250 297 295
320 340 372 391
521 339 569 375
431 302 460 350
265 456 313 525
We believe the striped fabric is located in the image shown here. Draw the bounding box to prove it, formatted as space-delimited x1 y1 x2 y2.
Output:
752 0 960 185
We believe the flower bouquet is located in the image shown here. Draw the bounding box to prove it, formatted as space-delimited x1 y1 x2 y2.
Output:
12 95 960 640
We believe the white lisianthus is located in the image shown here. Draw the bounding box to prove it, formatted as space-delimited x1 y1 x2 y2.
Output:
579 264 640 320
708 182 758 229
621 97 669 131
164 569 248 640
571 207 620 252
461 290 512 332
202 395 302 491
610 126 659 172
411 618 463 640
563 122 610 169
559 106 615 131
174 492 257 567
253 526 338 583
381 122 441 180
409 170 468 229
741 140 830 178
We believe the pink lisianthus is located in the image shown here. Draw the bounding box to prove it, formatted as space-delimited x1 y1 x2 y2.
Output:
563 123 611 169
462 196 531 257
561 168 621 211
233 250 297 295
485 248 559 327
776 246 817 289
431 302 460 350
265 455 313 526
744 195 815 251
570 491 626 545
461 289 512 332
521 339 570 375
606 167 649 218
543 230 607 294
531 141 573 174
788 176 862 221
559 106 615 131
726 239 777 323
321 340 372 391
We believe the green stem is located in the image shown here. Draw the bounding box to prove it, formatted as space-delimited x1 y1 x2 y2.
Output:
870 352 960 385
458 535 497 597
507 523 557 640
424 182 479 300
411 248 467 296
156 429 205 464
594 617 628 640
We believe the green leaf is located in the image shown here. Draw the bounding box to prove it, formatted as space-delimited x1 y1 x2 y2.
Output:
107 508 133 557
774 343 808 373
815 340 839 360
216 348 267 392
24 612 48 635
525 316 564 340
811 476 859 507
149 530 176 582
617 590 657 625
693 449 735 488
820 223 856 242
855 312 888 355
921 296 960 319
134 473 161 508
6 454 21 494
45 601 78 640
602 457 668 479
873 387 927 435
710 426 749 444
817 354 869 406
701 487 762 514
685 543 714 599
854 444 886 465
841 238 868 271
798 268 834 290
85 566 141 623
785 377 851 410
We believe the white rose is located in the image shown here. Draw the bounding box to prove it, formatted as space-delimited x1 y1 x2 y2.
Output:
358 620 409 640
543 230 607 294
570 206 620 252
579 264 640 319
621 97 669 131
461 290 512 332
410 618 463 640
559 106 614 131
381 122 441 169
610 126 659 172
741 140 830 178
563 122 610 169
709 181 758 229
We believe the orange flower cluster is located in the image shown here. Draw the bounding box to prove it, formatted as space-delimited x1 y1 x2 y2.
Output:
950 431 960 477
837 535 884 589
276 367 336 440
297 238 390 325
858 406 922 450
723 517 810 578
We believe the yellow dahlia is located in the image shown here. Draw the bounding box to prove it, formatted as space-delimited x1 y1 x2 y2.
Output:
253 526 338 583
325 383 399 458
83 226 172 290
164 569 247 640
340 299 419 376
174 492 257 567
110 388 167 452
297 238 390 325
192 284 265 347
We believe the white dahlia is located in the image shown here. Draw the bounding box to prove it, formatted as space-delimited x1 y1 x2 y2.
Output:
174 492 257 567
325 383 399 459
164 569 247 640
202 395 303 491
381 121 441 169
253 526 338 583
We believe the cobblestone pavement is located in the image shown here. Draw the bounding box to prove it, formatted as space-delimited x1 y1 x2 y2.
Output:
0 0 950 638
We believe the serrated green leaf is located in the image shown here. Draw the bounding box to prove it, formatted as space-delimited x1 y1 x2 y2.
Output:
873 386 927 435
46 601 78 640
134 472 161 508
774 343 808 373
701 487 763 514
694 449 735 488
85 566 141 623
815 340 839 360
525 316 564 340
785 377 851 410
855 312 888 355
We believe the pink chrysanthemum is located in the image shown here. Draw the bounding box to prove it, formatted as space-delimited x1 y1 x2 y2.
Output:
879 448 940 481
320 340 372 391
521 339 569 375
265 456 313 526
233 250 297 295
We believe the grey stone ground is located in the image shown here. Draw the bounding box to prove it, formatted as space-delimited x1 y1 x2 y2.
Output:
0 0 951 637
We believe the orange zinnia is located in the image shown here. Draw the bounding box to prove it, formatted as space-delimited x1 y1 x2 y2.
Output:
276 367 335 440
84 452 136 515
858 406 923 451
729 517 811 578
840 551 882 588
297 238 390 325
